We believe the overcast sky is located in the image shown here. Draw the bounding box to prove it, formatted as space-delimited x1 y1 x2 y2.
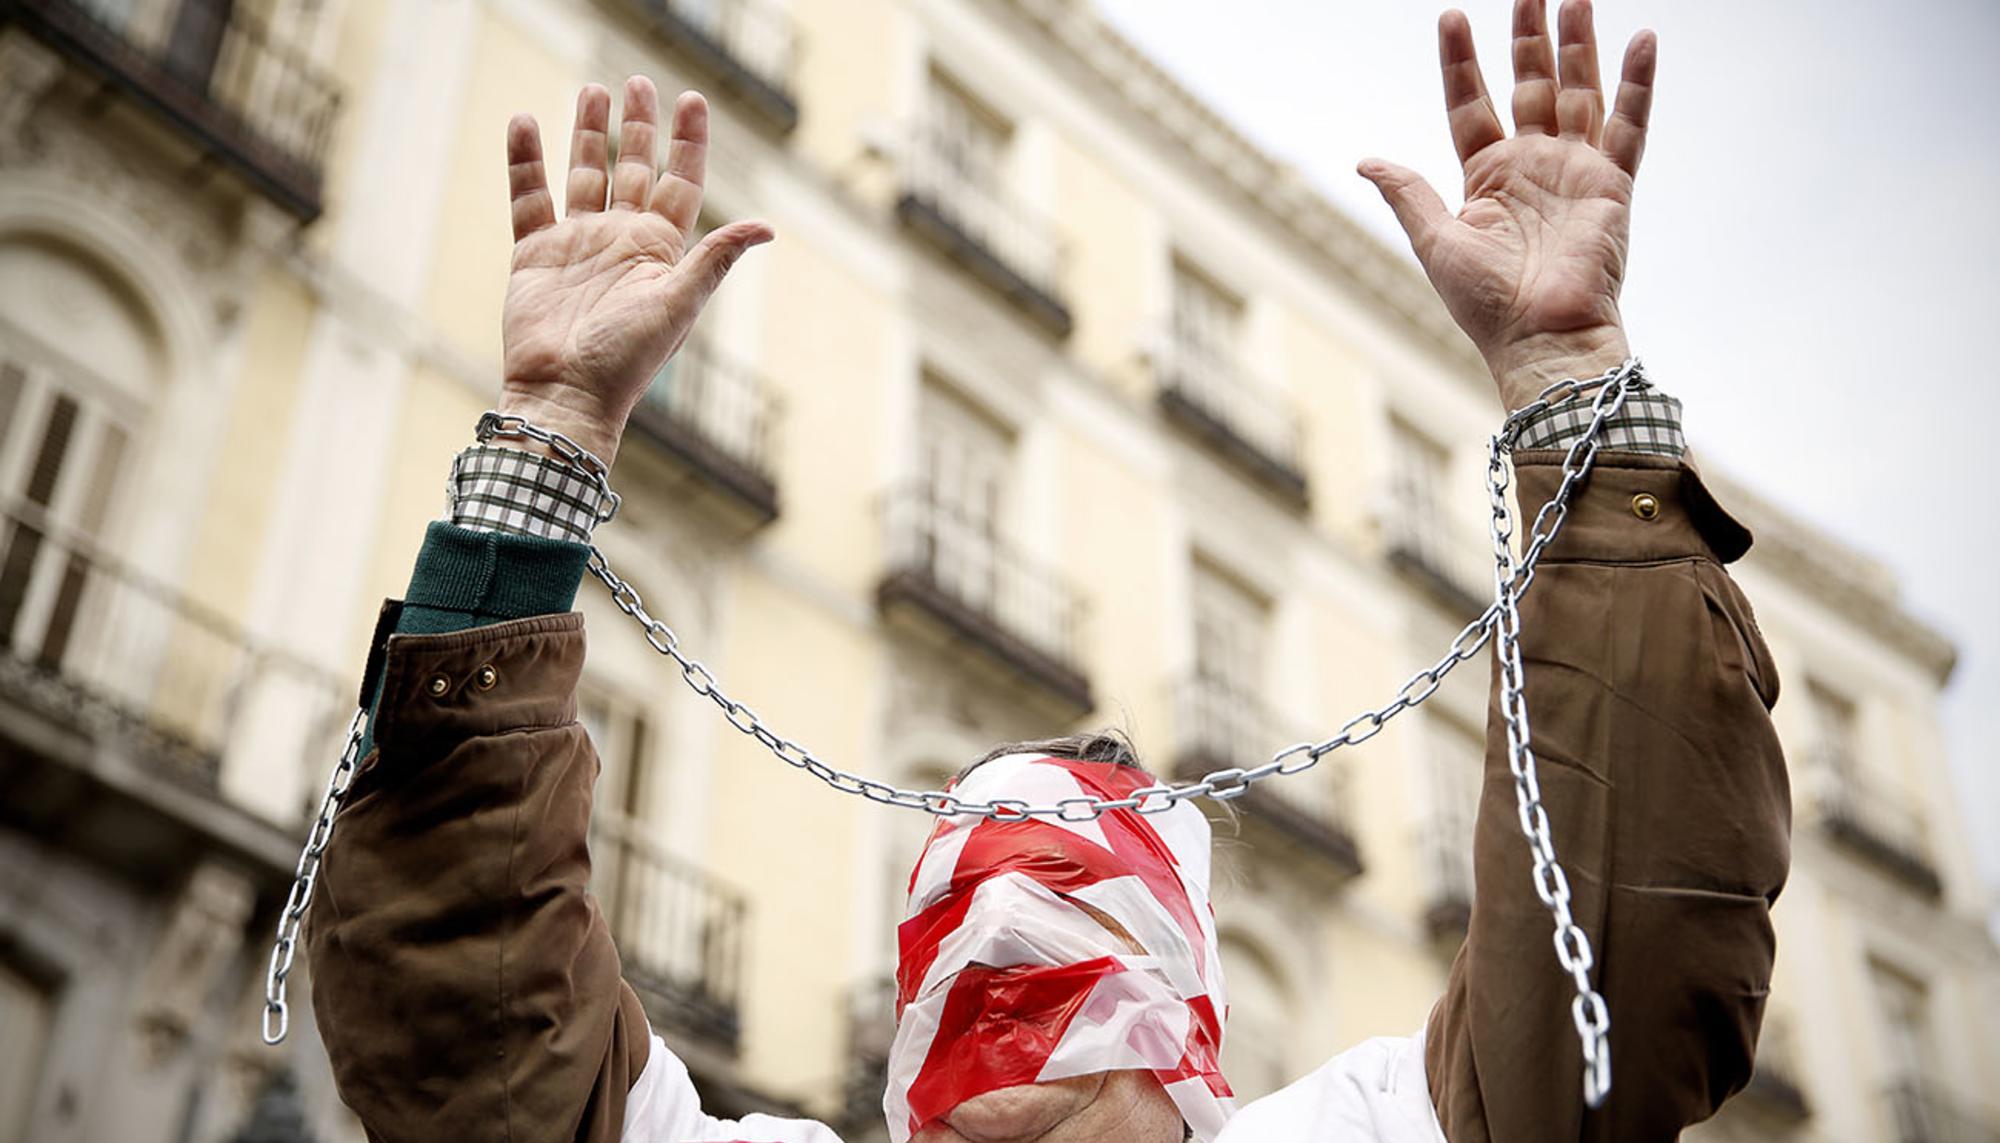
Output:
1092 0 2000 894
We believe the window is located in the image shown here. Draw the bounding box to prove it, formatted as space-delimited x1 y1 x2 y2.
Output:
580 686 654 826
1424 717 1482 919
0 237 153 671
1181 560 1273 767
1218 933 1292 1101
921 71 1010 206
0 957 51 1143
1170 259 1244 379
1871 960 1933 1081
1387 417 1448 540
581 686 662 955
914 379 1013 613
1805 679 1859 775
1191 560 1267 687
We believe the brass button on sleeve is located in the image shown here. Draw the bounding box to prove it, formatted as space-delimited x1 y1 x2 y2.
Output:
1631 492 1661 521
426 674 451 697
475 665 499 691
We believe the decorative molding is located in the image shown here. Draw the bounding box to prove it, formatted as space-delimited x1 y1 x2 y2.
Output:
0 28 63 151
133 861 256 1065
991 0 1487 384
1707 468 1957 683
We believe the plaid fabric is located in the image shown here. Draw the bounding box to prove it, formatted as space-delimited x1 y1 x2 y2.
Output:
1514 387 1684 457
447 445 609 544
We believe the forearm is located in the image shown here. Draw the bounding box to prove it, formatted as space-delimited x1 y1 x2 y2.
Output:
310 445 645 1142
1425 384 1789 1143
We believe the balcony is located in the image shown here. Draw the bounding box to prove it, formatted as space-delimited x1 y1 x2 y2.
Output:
839 974 897 1131
626 339 782 525
0 500 350 875
1809 749 1944 899
1418 815 1475 944
1153 338 1309 511
601 0 798 134
1381 483 1493 620
3 0 343 219
1740 1017 1813 1125
896 124 1072 339
1168 676 1360 879
593 815 749 1054
877 485 1092 716
1887 1079 2000 1143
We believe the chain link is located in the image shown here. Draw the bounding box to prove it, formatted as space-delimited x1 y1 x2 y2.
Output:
266 362 1648 1107
260 708 366 1045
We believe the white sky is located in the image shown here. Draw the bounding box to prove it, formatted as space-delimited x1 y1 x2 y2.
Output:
1092 0 2000 895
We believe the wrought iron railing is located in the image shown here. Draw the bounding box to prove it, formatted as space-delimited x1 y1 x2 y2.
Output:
1171 675 1358 873
593 815 749 1052
879 484 1091 709
840 973 897 1128
897 122 1070 333
1887 1079 2000 1143
5 0 343 217
630 337 782 519
611 0 799 131
1808 747 1943 897
1743 1014 1813 1122
0 500 347 798
1418 812 1475 942
1382 477 1492 616
1153 334 1307 504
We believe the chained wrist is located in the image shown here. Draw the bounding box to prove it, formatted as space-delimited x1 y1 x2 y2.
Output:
452 412 623 544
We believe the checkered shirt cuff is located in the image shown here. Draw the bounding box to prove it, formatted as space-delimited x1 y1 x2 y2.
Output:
446 445 609 545
1513 388 1685 458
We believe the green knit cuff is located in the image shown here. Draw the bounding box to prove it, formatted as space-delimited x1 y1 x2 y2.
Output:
398 520 591 631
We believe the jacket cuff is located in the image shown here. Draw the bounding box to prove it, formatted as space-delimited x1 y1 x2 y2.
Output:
1512 450 1752 565
402 520 592 623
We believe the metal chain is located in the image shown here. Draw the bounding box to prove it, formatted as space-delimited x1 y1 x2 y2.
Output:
265 362 1645 1108
261 708 366 1045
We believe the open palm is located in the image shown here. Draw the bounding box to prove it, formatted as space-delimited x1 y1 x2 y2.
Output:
1362 0 1655 407
499 80 772 460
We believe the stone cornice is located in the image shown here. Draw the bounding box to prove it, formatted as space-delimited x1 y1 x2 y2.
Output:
995 1 1957 686
994 0 1489 386
1705 467 1958 684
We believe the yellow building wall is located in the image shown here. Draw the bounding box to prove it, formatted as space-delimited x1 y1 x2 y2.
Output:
182 269 318 625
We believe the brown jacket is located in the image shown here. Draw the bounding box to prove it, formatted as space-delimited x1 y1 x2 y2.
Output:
305 449 1787 1143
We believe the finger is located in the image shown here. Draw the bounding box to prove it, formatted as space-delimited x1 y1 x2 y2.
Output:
1439 10 1506 165
506 114 556 242
649 91 709 237
1601 30 1657 177
610 76 659 211
565 83 612 215
1358 159 1452 259
1510 0 1559 136
655 219 774 329
1555 0 1606 144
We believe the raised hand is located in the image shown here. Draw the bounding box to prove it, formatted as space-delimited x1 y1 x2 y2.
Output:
1360 0 1654 409
499 78 774 462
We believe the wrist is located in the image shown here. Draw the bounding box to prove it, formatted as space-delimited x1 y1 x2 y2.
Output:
494 386 626 467
1483 326 1632 412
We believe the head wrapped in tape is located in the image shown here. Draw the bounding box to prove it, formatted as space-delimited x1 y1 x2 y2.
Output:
884 749 1235 1141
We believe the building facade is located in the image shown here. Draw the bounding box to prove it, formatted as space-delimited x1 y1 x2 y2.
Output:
0 0 1993 1141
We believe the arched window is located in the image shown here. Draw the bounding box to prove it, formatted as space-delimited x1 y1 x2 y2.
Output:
0 233 159 685
0 955 54 1143
1218 930 1294 1102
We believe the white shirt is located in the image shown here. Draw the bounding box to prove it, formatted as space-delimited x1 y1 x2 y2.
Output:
618 1029 1445 1143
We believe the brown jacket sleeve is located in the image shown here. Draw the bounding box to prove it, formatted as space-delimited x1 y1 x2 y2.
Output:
1425 450 1791 1143
305 612 652 1143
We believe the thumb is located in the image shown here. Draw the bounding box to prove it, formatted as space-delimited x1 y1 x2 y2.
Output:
1357 159 1450 257
659 218 775 323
